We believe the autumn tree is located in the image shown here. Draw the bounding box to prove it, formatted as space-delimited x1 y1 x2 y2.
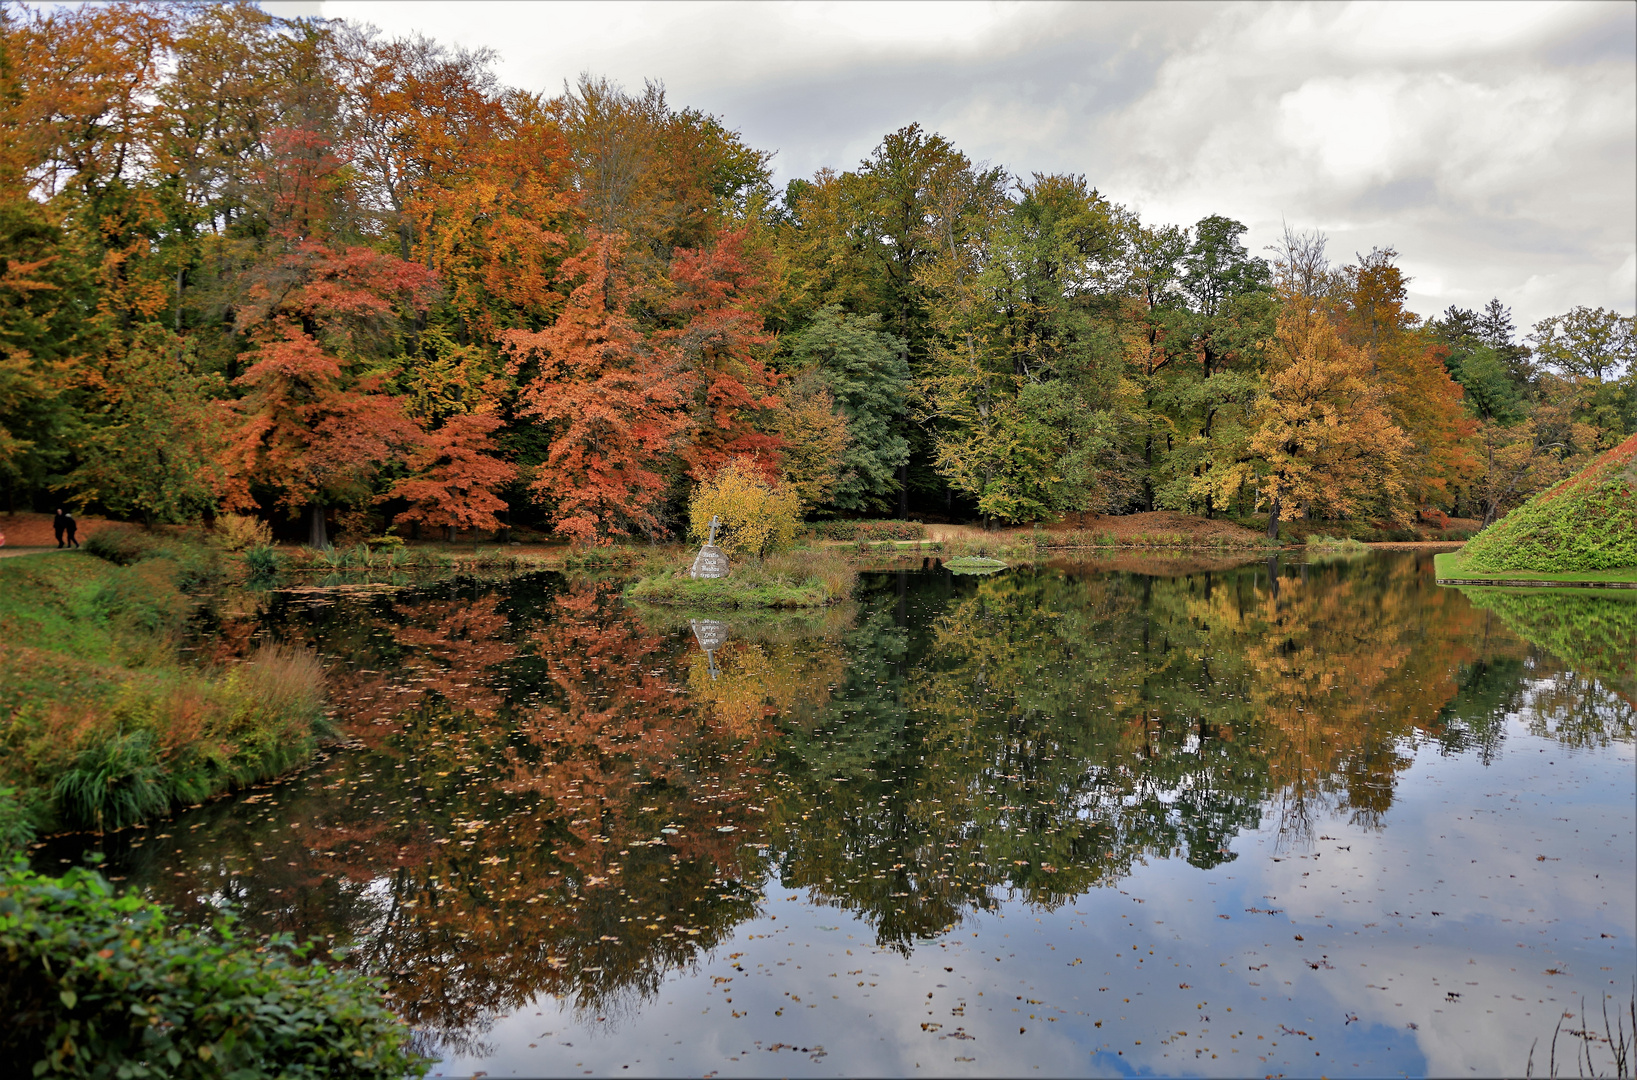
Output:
1333 247 1474 509
1202 290 1410 536
224 327 420 546
502 234 690 543
388 408 516 539
772 369 849 512
65 327 226 524
658 229 782 480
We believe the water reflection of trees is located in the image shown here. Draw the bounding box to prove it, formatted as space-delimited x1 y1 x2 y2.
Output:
116 558 1632 1050
766 556 1615 945
140 578 796 1054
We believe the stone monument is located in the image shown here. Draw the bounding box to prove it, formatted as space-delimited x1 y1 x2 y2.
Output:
690 515 730 579
690 618 729 680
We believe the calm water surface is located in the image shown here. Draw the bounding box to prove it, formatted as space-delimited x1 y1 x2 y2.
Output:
40 552 1636 1077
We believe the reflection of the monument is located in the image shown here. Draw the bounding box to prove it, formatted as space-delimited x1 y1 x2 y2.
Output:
53 557 1630 1052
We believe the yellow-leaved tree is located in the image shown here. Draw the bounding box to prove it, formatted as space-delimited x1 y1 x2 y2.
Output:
688 458 800 557
1200 292 1410 536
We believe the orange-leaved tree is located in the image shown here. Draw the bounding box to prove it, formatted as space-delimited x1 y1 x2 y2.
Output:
390 408 517 539
223 325 420 546
1201 291 1409 536
1336 249 1475 510
501 232 690 544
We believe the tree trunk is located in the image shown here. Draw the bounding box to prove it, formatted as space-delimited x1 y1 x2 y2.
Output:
1266 489 1281 541
307 502 329 549
898 464 909 518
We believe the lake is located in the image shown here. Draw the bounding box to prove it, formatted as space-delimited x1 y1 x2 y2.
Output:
36 551 1636 1077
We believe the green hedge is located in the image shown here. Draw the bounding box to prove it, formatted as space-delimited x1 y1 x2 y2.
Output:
0 862 427 1079
807 519 926 542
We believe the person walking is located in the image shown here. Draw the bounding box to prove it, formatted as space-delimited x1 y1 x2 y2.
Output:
56 507 79 549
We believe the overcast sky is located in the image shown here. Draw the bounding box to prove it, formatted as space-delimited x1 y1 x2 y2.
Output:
267 0 1636 330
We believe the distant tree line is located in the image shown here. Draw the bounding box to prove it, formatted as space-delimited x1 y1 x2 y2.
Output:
1 4 1631 543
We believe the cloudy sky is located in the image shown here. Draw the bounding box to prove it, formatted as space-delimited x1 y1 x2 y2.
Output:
267 1 1635 330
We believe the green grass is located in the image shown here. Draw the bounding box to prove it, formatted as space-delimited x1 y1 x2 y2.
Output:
1435 551 1637 585
1458 434 1637 574
0 544 328 838
945 555 1009 575
624 548 856 609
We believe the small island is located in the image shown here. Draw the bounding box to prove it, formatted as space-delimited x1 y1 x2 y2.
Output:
1436 433 1637 589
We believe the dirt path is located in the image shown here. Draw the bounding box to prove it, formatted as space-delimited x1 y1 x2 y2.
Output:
1 511 121 549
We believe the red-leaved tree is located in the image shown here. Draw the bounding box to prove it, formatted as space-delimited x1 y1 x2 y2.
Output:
390 408 517 539
659 229 782 481
501 232 690 544
223 325 420 546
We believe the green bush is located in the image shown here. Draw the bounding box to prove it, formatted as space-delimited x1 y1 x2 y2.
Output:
0 788 34 855
808 519 926 542
244 544 283 577
51 730 169 833
0 862 427 1079
84 529 223 591
1306 535 1368 553
82 529 161 566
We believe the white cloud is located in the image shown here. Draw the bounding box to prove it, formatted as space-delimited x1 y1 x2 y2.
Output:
307 0 1635 327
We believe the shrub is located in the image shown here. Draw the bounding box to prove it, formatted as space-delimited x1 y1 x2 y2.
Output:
215 513 273 552
1306 535 1368 553
83 528 161 566
245 544 283 577
807 519 926 542
51 729 169 833
0 862 427 1079
0 788 34 855
689 459 801 558
84 528 222 590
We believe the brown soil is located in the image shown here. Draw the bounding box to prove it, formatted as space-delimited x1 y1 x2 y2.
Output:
0 511 125 550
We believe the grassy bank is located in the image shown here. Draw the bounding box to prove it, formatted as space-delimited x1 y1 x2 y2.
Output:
0 541 328 840
624 548 856 609
1456 433 1636 575
1434 551 1637 586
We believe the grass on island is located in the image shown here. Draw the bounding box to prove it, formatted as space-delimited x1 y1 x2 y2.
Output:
945 555 1009 575
0 535 330 842
1454 433 1637 577
624 547 857 609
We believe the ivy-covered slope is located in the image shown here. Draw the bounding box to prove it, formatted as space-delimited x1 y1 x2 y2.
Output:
1460 434 1637 574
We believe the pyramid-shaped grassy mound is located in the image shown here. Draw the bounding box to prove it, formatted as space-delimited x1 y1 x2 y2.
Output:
1460 433 1636 574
